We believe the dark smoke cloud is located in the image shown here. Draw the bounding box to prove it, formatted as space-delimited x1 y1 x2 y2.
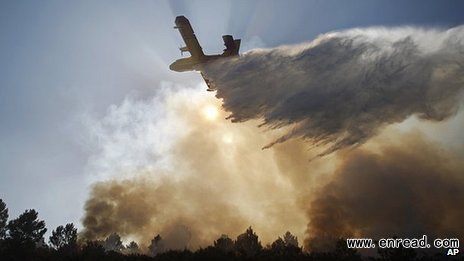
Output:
204 26 464 155
305 132 464 251
81 176 250 249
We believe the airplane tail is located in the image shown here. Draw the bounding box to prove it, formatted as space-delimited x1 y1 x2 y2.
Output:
222 35 241 56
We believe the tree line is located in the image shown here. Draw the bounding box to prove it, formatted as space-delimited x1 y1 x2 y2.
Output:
0 199 457 260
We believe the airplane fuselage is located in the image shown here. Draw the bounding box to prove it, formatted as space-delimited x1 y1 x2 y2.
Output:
169 54 222 72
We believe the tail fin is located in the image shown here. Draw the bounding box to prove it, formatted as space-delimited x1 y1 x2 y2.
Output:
222 35 241 56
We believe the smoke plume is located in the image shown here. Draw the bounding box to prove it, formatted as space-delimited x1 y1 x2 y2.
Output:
81 87 312 249
80 26 464 254
305 131 464 251
204 26 464 155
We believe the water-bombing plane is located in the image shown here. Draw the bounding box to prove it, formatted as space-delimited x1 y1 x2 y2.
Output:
169 16 241 91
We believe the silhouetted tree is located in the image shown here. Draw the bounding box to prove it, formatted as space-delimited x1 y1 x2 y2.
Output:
81 240 106 260
377 243 417 261
103 232 124 252
283 231 299 247
196 246 236 261
333 238 362 261
124 241 140 255
0 199 8 239
0 198 445 261
155 249 192 261
267 232 303 259
213 234 234 253
235 226 262 258
2 209 47 260
270 237 286 253
6 209 47 246
49 223 77 250
148 234 165 256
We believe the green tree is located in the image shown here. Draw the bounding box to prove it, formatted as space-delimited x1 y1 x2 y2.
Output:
0 199 8 239
49 223 77 251
6 209 47 246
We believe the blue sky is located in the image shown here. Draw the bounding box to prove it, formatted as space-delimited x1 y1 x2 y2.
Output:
1 0 464 236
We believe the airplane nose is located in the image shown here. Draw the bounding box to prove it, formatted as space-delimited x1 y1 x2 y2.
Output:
169 61 181 72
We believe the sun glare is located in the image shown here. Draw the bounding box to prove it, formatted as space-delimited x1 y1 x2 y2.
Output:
202 105 219 120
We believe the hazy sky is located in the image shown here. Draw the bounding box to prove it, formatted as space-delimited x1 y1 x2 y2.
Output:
1 0 464 238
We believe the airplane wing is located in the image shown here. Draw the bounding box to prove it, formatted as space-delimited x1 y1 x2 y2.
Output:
174 16 205 59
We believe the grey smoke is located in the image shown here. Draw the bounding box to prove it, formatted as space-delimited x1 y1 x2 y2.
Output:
204 26 464 155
